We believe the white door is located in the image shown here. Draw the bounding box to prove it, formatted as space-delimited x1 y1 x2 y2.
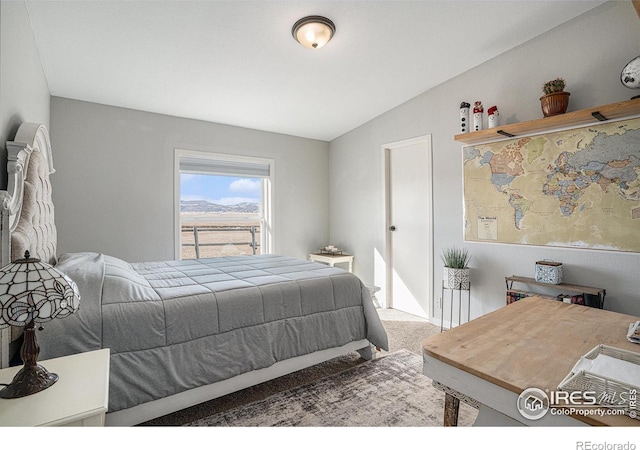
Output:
384 136 433 319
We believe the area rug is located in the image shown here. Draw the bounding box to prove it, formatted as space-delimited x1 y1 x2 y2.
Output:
185 349 478 427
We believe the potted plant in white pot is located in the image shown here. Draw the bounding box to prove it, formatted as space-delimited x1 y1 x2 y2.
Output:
441 246 471 290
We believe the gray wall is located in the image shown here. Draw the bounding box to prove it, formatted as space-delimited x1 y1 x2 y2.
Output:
0 0 51 367
0 0 50 189
4 0 640 318
329 1 640 317
50 98 329 262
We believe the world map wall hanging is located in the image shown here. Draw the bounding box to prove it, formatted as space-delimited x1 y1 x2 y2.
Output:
463 117 640 252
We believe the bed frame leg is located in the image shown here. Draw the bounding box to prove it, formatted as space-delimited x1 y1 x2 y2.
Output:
357 344 376 360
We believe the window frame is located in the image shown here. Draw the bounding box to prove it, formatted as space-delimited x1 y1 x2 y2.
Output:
174 148 275 259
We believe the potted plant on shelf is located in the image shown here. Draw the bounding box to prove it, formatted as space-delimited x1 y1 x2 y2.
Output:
540 77 570 117
441 246 471 290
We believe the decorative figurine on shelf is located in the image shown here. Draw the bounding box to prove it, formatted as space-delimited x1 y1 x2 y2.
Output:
621 55 640 99
473 101 483 131
322 245 341 255
487 105 499 129
459 102 470 134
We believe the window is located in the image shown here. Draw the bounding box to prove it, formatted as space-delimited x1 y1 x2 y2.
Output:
175 150 273 259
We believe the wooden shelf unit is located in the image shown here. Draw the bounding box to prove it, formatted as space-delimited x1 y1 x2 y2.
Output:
455 97 640 145
505 275 606 309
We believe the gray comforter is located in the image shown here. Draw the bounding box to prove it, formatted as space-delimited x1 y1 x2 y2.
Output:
39 252 388 413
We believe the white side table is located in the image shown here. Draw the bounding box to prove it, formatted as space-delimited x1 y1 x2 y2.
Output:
309 253 354 273
0 348 110 426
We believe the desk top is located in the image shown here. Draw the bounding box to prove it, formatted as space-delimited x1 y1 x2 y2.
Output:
422 296 640 426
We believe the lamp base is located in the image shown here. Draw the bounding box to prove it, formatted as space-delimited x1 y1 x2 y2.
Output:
0 363 58 399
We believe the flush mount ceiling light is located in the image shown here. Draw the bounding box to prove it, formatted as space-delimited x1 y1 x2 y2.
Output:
292 16 336 49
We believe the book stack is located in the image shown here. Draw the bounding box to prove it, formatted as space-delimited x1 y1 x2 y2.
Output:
506 290 530 304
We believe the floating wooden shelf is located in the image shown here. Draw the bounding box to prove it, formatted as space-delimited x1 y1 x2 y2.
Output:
455 97 640 145
505 275 606 309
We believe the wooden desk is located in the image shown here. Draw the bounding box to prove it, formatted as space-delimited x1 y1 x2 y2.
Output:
422 296 640 426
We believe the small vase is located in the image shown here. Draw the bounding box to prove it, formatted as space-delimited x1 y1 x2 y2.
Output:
443 267 470 290
540 91 570 117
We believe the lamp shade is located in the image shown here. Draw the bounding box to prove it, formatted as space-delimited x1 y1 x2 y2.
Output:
292 16 335 49
0 251 80 399
0 251 79 328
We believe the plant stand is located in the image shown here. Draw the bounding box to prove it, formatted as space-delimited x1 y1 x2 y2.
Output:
440 281 471 332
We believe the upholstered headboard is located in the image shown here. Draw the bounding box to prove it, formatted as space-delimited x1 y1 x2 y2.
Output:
0 122 57 367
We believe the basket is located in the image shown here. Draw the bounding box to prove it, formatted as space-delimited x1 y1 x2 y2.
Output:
558 344 640 420
535 260 563 284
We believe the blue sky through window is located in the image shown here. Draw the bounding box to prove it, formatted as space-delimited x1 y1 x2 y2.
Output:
181 174 261 206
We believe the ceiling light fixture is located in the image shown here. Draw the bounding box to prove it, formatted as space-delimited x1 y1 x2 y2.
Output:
292 16 335 49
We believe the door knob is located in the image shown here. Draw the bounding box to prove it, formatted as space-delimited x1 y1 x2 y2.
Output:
388 225 396 231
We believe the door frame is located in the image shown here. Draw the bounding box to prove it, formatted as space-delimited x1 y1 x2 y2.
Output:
382 135 434 319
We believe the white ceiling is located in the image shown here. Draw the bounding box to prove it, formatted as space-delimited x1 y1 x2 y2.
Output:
24 0 606 141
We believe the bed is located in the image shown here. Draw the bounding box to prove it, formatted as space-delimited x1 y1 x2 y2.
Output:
0 122 388 426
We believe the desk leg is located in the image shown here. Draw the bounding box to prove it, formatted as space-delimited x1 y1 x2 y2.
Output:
444 393 460 426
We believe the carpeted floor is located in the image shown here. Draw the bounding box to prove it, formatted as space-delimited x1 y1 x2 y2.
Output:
185 349 477 427
140 309 478 426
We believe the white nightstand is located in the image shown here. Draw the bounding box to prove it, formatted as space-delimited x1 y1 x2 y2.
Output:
309 252 354 272
0 348 110 426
